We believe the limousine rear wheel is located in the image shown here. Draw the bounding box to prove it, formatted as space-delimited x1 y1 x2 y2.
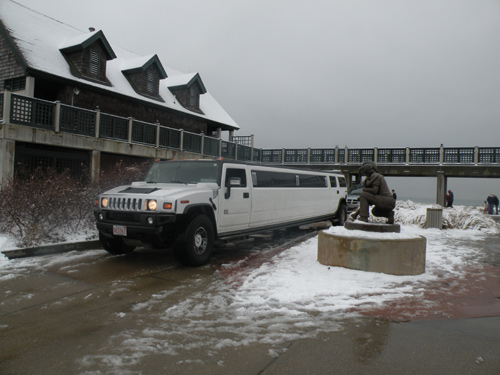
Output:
174 214 215 267
336 202 347 226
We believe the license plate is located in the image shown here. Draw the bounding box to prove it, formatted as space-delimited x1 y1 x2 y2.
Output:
113 225 127 236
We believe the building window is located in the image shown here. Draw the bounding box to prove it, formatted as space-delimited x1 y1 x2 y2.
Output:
4 76 26 91
147 69 154 93
89 49 100 75
189 86 196 106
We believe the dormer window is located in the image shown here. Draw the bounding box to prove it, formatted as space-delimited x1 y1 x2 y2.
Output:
89 49 100 75
189 86 196 107
167 73 206 114
147 69 155 93
121 54 167 101
59 30 116 85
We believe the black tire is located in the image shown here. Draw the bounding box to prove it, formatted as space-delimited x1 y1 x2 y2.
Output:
99 233 135 255
335 202 347 226
174 214 215 267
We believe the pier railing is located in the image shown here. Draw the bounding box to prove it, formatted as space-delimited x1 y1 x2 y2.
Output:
2 91 500 166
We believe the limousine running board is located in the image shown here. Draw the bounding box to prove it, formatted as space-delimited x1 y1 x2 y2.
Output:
216 214 337 240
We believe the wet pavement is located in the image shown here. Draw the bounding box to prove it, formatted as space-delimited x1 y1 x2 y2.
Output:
1 226 499 374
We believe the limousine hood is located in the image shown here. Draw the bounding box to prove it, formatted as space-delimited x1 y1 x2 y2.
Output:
102 182 219 198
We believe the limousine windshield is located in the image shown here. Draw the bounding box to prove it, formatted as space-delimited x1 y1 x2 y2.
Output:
145 161 221 184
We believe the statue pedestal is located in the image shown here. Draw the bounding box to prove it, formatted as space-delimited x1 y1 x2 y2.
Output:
318 225 426 275
344 220 401 233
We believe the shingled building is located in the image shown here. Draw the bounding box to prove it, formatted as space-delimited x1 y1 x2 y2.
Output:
0 0 240 186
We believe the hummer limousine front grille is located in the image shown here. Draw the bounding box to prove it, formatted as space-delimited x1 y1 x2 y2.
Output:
108 212 139 222
109 197 144 211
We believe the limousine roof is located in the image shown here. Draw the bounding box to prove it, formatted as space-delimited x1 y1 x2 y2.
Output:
165 159 343 175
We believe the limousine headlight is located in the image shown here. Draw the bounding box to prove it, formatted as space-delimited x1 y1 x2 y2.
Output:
101 197 109 208
146 199 157 211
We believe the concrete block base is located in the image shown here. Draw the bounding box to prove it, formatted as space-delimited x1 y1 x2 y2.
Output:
345 221 400 233
318 230 426 275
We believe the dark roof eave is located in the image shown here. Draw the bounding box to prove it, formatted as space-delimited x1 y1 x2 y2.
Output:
122 54 167 79
191 73 207 94
59 30 117 60
207 120 239 131
167 73 207 95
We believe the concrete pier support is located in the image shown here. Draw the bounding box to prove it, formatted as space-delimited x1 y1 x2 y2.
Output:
436 171 447 206
90 150 101 184
0 139 15 191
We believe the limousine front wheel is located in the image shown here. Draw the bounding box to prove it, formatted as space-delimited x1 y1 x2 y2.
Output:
99 233 135 255
174 214 215 267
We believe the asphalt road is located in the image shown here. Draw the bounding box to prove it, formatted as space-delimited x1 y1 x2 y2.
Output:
1 226 499 375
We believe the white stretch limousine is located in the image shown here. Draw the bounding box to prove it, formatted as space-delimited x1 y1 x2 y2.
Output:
95 160 347 266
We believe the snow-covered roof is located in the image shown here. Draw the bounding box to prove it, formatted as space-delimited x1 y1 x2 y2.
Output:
165 73 207 94
59 29 116 60
121 54 168 80
0 0 239 130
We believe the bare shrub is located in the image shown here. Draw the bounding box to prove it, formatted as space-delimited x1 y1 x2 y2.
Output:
0 160 152 248
0 167 89 247
96 159 152 193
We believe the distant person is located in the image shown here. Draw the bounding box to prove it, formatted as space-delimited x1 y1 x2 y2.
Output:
486 194 498 215
392 189 397 200
487 194 497 215
446 190 454 208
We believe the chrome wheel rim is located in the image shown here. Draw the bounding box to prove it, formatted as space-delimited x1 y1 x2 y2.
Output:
193 227 208 254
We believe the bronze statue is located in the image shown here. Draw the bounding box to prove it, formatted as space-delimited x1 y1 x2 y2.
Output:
349 162 396 224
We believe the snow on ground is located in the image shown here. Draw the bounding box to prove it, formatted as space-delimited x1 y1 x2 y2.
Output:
82 205 497 370
0 234 16 252
77 222 497 372
394 200 496 230
1 202 498 371
0 231 94 252
0 252 9 268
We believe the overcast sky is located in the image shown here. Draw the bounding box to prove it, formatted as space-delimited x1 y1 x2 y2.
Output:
14 0 500 150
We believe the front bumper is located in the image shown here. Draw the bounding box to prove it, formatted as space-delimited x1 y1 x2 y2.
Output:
94 210 177 242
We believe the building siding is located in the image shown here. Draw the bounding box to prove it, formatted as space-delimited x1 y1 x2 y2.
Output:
126 66 161 100
44 85 208 134
64 42 109 84
0 33 26 92
172 85 202 114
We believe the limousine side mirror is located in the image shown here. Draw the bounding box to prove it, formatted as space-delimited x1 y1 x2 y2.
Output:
225 177 241 199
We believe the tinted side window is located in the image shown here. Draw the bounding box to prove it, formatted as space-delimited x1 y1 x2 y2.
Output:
252 170 297 187
338 176 347 187
299 174 327 187
225 168 247 187
329 176 337 187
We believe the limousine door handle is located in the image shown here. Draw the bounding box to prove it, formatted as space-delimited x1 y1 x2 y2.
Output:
243 193 250 198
